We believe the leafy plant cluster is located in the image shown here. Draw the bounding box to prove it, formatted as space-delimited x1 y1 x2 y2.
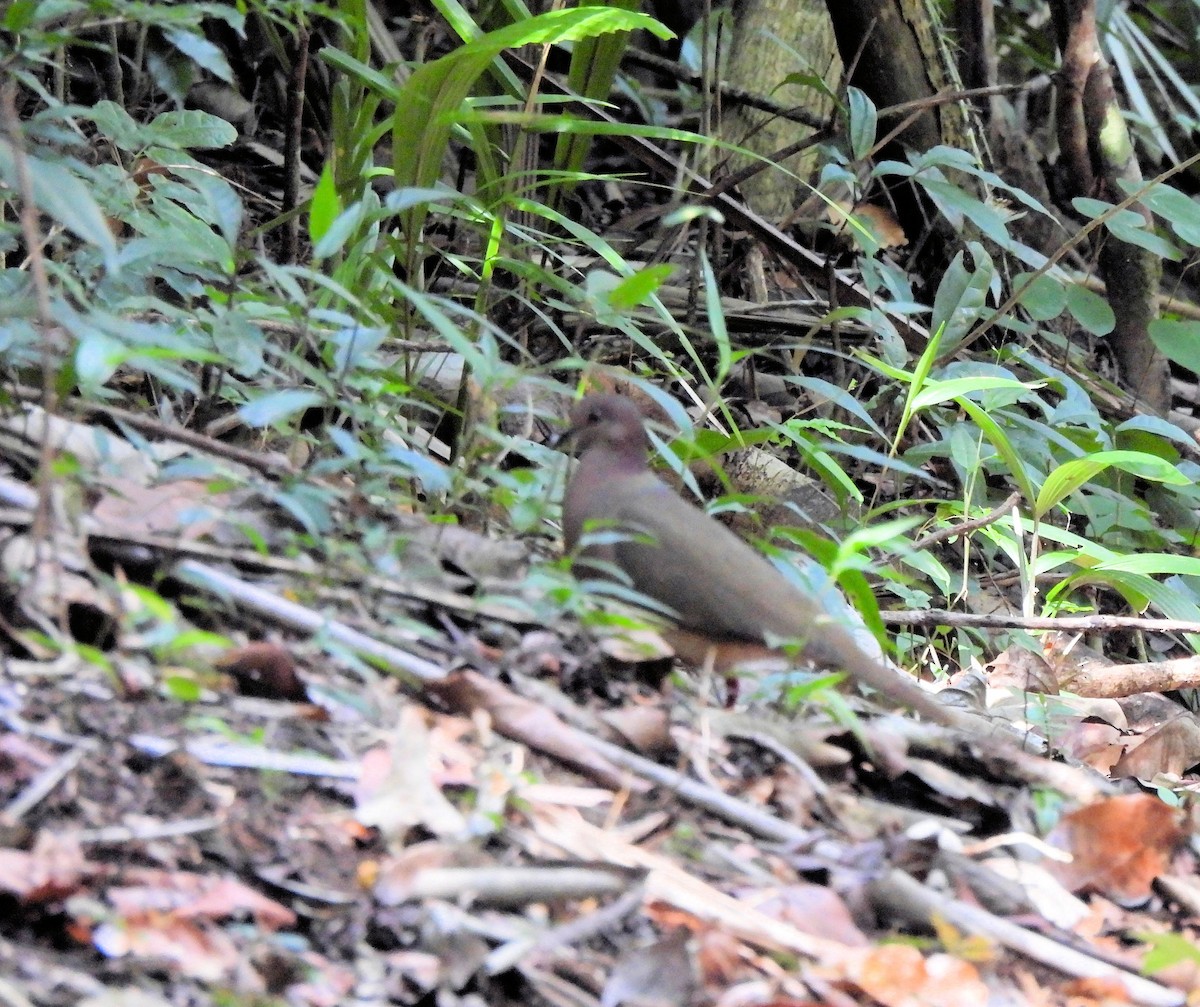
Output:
4 0 1200 667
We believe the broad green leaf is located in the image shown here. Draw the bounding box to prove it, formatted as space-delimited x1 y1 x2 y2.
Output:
1051 568 1152 612
1149 319 1200 373
75 331 126 388
920 177 1013 245
88 100 143 150
1065 283 1115 336
1013 271 1066 321
1139 933 1200 976
605 263 674 309
1124 179 1200 244
145 109 237 149
4 0 38 30
1097 554 1200 576
847 87 877 160
1036 449 1189 517
164 28 234 83
931 241 993 353
1072 196 1181 260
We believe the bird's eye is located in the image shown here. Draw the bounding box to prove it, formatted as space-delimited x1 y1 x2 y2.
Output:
588 409 601 423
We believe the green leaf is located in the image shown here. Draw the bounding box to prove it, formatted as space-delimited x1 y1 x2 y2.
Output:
1072 197 1181 260
605 263 674 309
1013 271 1066 321
239 390 326 427
1137 932 1200 975
920 177 1013 245
784 376 885 437
146 109 237 149
1125 180 1200 245
4 0 38 30
553 0 641 181
309 163 340 245
911 375 1040 411
164 28 234 83
1097 554 1200 577
0 145 118 270
164 675 203 702
1064 284 1115 336
846 87 876 161
1149 318 1200 373
392 5 670 249
1035 449 1189 517
699 250 730 385
75 331 126 388
931 242 993 354
88 100 143 150
955 397 1036 504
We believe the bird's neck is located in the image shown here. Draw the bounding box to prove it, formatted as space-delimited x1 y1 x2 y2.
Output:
581 444 648 478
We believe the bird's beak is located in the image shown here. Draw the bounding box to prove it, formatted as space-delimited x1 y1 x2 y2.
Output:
548 416 580 452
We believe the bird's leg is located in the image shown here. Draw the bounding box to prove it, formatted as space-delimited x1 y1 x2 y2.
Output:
692 643 719 788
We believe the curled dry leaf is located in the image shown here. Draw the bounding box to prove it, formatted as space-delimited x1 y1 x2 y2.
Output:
601 702 675 758
987 645 1059 695
0 832 91 902
1111 714 1200 779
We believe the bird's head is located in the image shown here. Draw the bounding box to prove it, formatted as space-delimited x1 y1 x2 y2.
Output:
565 394 650 457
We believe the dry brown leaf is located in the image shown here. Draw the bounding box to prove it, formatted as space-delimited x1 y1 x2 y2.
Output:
108 870 296 928
1111 714 1200 779
355 706 469 843
743 884 868 947
987 645 1059 694
601 928 698 1007
602 702 675 757
92 476 234 540
826 200 909 249
1055 720 1127 774
0 832 91 902
824 943 989 1007
1046 794 1186 905
92 914 237 981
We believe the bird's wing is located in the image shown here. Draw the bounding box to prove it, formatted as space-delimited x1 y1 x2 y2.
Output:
609 482 817 643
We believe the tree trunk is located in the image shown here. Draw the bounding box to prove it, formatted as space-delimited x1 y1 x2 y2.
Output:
1052 0 1169 414
718 0 840 221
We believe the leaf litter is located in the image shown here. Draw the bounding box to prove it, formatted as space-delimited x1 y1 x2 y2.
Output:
1 399 1197 1007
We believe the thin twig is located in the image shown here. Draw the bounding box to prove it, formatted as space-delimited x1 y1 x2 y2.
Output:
0 82 59 552
911 490 1022 551
174 559 448 684
871 870 1182 1007
883 609 1200 634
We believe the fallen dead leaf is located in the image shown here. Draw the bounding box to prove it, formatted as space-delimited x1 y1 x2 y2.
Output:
825 942 989 1007
0 831 92 902
355 706 469 844
1111 715 1200 779
1046 794 1186 905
